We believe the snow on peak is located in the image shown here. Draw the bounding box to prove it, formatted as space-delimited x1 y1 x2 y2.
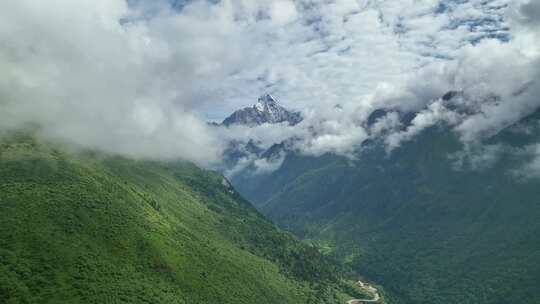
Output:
221 94 302 127
254 101 265 112
254 94 277 112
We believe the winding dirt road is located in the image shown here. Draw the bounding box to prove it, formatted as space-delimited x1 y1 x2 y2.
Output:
347 280 380 304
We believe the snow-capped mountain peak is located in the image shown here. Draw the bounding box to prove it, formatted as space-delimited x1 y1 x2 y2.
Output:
222 94 302 127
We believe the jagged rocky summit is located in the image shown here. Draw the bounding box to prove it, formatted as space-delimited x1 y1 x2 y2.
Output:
221 94 302 127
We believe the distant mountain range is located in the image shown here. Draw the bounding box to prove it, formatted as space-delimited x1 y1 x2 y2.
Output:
226 92 540 304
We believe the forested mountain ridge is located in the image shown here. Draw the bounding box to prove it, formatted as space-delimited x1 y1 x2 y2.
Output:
231 107 540 304
0 132 366 304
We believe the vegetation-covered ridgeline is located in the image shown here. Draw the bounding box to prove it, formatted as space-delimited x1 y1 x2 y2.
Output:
233 109 540 304
0 132 365 304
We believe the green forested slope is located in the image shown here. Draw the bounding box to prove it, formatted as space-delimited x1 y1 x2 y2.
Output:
232 111 540 304
0 133 360 304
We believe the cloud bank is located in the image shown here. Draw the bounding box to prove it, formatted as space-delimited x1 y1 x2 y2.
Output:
0 0 538 173
0 0 239 165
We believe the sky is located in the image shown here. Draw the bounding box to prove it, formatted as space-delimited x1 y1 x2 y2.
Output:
0 0 538 172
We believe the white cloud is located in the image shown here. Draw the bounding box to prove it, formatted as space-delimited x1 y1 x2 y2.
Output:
1 0 538 173
0 0 253 165
450 144 506 171
516 144 540 179
253 151 287 174
270 0 298 25
385 101 462 151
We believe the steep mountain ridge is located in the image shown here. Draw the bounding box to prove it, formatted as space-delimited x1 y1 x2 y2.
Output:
0 132 363 304
230 105 540 303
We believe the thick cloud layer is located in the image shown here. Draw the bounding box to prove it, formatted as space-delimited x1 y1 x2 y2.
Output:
235 1 537 142
0 0 538 172
217 0 539 174
0 0 236 165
